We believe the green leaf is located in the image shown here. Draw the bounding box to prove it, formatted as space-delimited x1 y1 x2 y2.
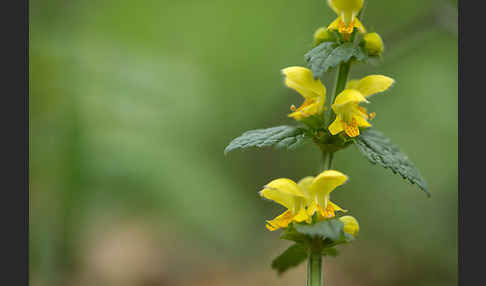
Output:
271 244 309 275
353 44 368 62
294 219 345 241
305 42 365 79
355 128 430 197
224 125 309 154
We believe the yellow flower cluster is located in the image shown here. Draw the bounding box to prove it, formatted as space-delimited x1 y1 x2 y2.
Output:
260 170 358 235
283 67 394 137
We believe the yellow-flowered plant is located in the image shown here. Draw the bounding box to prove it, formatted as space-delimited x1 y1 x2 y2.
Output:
329 75 394 137
225 0 428 283
260 170 348 231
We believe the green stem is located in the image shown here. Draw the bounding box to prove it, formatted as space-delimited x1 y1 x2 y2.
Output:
307 252 323 286
319 152 328 172
320 151 334 172
311 6 366 286
326 152 334 170
326 61 351 125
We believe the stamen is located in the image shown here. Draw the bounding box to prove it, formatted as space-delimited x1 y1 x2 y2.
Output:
369 112 376 120
290 105 297 111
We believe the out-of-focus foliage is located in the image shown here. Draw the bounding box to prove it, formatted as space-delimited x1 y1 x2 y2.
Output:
30 0 457 285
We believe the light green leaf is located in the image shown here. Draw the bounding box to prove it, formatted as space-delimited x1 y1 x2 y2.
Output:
294 219 345 241
271 243 309 275
224 125 309 155
355 128 430 197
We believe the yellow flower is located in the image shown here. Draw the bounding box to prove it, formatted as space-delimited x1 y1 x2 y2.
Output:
329 75 395 137
260 170 349 231
339 215 359 236
298 170 348 220
282 67 327 121
327 0 366 37
260 178 311 231
363 32 384 56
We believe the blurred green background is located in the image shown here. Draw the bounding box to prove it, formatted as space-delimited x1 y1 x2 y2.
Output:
30 0 457 285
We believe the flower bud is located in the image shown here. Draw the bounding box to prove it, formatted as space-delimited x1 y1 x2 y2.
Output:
313 27 334 46
363 32 384 56
339 215 359 236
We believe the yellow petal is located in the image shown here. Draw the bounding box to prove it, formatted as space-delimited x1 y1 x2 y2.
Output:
266 210 293 231
355 75 395 97
328 17 341 31
328 0 364 13
288 99 315 120
339 215 359 236
340 11 354 27
328 117 344 135
260 178 308 210
328 0 364 26
327 0 340 14
345 79 360 90
353 114 371 128
288 98 324 120
297 176 315 195
292 208 310 223
332 90 368 123
282 66 326 100
353 18 366 33
307 201 319 217
333 89 368 106
328 201 347 213
308 170 348 199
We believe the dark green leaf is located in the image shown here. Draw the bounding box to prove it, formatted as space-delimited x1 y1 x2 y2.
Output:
295 219 345 241
271 244 309 275
353 44 368 62
280 225 311 244
355 128 430 197
224 125 309 154
305 42 363 79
